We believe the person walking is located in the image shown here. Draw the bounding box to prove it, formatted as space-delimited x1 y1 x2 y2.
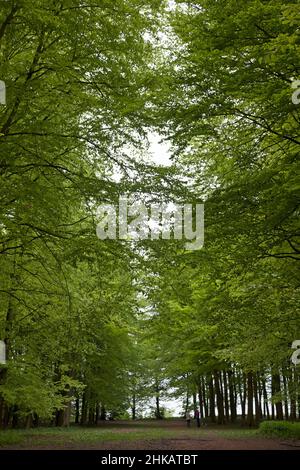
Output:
195 408 201 428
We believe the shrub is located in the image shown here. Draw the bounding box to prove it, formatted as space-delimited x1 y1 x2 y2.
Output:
259 421 300 439
0 430 24 446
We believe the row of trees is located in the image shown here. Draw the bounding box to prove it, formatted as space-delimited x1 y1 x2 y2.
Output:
0 0 169 429
0 0 299 428
180 369 300 426
136 0 300 424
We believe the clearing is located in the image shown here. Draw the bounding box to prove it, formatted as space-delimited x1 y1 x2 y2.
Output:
0 420 299 450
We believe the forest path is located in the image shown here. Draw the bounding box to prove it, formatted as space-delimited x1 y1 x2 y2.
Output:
1 420 299 450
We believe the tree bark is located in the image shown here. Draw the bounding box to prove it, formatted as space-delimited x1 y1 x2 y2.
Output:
262 377 270 419
0 293 15 429
246 372 255 427
75 398 80 424
56 402 71 427
95 403 100 424
80 391 88 425
208 373 216 423
100 404 106 421
214 370 225 424
88 403 95 425
253 373 261 423
228 369 237 423
223 371 230 423
198 378 204 420
282 373 289 420
272 373 283 420
288 369 297 420
132 393 136 420
201 376 208 419
238 372 246 424
155 379 162 419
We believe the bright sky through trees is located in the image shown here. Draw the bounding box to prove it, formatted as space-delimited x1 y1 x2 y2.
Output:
0 0 299 430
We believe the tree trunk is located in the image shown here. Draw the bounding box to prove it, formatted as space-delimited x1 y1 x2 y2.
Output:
198 379 204 420
95 403 100 424
75 398 80 424
132 393 136 420
56 402 71 427
238 372 246 424
214 370 225 424
25 414 32 429
262 377 270 419
228 369 237 423
80 391 88 425
155 379 162 419
12 406 19 428
246 371 255 427
253 373 261 424
192 392 197 417
201 376 208 419
282 373 289 420
88 403 95 425
33 413 39 427
288 369 297 420
100 405 106 421
223 371 230 423
0 297 14 429
272 373 283 420
208 373 216 423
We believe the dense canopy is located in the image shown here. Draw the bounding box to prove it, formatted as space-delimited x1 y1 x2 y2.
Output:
0 0 299 428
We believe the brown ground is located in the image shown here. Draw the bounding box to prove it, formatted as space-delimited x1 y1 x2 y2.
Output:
2 420 300 450
89 436 300 450
30 436 300 450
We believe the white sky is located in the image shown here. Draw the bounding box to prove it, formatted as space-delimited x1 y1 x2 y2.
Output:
148 132 172 166
144 136 184 416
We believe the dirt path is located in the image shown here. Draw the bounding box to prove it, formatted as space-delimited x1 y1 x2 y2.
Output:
85 436 300 450
6 438 299 450
4 433 300 450
1 421 299 450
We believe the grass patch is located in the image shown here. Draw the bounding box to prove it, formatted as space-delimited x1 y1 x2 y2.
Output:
0 426 178 447
259 421 300 439
3 422 295 448
0 430 25 446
